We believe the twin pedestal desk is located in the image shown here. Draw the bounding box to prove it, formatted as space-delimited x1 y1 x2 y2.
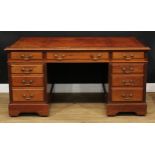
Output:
5 37 150 117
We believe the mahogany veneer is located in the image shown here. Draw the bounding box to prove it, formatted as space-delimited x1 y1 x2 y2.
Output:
5 37 150 117
11 75 44 87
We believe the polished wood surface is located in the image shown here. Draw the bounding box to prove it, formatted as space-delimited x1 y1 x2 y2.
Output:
10 64 44 74
11 75 44 87
5 37 150 117
46 51 109 61
6 37 150 51
111 74 144 87
12 88 44 102
111 63 145 74
10 52 43 60
111 88 143 102
112 51 145 60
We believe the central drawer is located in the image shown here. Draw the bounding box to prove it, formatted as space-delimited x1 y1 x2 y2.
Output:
46 51 109 61
11 75 44 87
12 88 44 102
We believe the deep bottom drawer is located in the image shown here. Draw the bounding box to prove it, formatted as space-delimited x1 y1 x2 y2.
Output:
12 88 44 102
111 88 143 102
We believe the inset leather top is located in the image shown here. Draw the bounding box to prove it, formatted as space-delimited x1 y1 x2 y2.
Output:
5 37 150 51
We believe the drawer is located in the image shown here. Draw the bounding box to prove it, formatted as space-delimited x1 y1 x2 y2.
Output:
10 52 43 60
112 74 144 87
112 63 144 74
12 88 44 102
46 51 109 61
112 52 144 60
111 88 143 102
11 75 44 87
10 64 44 74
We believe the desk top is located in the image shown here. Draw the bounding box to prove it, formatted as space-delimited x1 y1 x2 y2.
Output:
5 37 150 51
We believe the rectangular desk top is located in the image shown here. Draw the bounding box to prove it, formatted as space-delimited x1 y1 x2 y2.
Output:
5 37 150 51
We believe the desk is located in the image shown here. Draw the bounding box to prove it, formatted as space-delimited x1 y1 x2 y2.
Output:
5 37 150 116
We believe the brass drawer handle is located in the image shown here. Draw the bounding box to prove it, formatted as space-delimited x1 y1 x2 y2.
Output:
123 54 134 60
121 93 133 100
54 54 66 61
91 54 102 61
121 66 134 74
122 80 135 86
22 94 34 100
22 80 33 86
20 54 33 60
21 67 33 73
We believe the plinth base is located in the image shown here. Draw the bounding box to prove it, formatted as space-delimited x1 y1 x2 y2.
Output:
9 104 49 117
107 103 147 116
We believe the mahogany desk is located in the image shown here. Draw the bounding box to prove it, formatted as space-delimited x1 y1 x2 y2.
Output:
5 37 150 116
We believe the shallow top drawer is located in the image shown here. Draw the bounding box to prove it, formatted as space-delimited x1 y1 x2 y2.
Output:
10 52 43 60
46 51 109 61
112 51 145 60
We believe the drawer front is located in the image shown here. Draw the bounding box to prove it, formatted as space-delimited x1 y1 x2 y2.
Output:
10 52 43 60
12 88 44 102
11 75 44 87
112 63 144 74
46 51 109 61
111 88 143 102
112 52 144 60
112 75 144 87
11 64 43 74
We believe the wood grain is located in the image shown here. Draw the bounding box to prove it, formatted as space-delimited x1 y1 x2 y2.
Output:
112 51 144 60
10 52 43 60
5 37 150 51
111 63 145 74
11 75 44 87
10 64 44 74
111 74 144 87
46 51 109 61
111 87 143 102
12 88 45 102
